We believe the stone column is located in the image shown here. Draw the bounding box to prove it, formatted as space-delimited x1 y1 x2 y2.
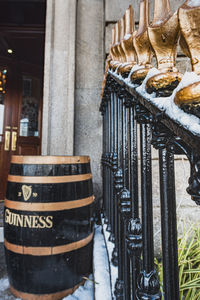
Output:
42 0 77 155
75 0 104 196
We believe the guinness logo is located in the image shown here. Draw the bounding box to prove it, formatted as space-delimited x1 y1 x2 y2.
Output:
22 185 32 201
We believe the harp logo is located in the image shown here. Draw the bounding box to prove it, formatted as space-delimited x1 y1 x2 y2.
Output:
22 185 32 201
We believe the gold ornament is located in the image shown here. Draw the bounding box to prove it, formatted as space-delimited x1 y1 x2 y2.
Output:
146 0 182 97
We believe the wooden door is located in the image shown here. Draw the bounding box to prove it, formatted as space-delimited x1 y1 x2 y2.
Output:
0 63 42 199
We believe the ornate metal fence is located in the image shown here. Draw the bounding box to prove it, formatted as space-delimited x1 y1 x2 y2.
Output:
100 71 200 300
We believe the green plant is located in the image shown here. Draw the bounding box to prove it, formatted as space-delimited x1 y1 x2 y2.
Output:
155 224 200 299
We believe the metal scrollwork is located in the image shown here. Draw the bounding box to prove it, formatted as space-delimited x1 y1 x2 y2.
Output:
151 115 186 155
114 278 124 300
187 152 200 205
135 104 153 124
112 152 118 173
126 218 142 256
117 85 126 100
136 270 162 300
119 188 131 219
114 168 124 194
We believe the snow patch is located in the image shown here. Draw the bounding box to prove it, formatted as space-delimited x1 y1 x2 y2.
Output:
63 275 94 300
136 67 160 97
93 225 112 300
102 221 118 299
0 227 3 243
124 34 131 40
0 277 9 292
125 64 144 84
136 71 200 136
187 0 200 7
109 67 200 136
153 20 163 26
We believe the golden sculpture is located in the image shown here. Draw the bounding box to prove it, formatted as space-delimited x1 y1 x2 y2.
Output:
119 5 137 75
146 0 182 96
174 1 200 115
109 28 117 70
131 0 153 84
117 17 127 67
110 23 122 71
101 56 111 99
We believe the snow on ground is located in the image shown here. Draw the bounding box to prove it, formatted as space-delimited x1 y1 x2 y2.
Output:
102 221 118 299
93 225 112 300
63 275 94 300
0 275 94 300
0 277 20 300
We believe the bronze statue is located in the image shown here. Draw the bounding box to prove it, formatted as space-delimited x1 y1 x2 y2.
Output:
131 0 153 84
146 0 182 97
110 23 122 71
174 1 200 116
117 17 127 69
119 5 137 75
109 28 117 70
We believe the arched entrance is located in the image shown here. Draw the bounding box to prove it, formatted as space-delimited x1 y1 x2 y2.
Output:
0 0 46 199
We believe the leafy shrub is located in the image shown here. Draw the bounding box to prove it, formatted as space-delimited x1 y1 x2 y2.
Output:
155 224 200 299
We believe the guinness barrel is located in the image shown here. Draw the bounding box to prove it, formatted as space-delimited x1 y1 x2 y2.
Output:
4 155 94 300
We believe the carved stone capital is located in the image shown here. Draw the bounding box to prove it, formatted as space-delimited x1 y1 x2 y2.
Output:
136 270 162 300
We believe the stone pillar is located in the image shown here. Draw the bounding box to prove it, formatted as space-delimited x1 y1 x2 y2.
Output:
42 0 76 155
75 0 104 196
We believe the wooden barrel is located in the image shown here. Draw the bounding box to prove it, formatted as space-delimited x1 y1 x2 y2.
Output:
4 155 94 300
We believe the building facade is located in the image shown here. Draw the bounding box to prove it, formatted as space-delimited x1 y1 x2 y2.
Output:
0 0 198 227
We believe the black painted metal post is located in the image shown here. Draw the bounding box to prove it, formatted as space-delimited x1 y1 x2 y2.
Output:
109 85 115 241
104 95 109 224
151 122 180 300
115 89 132 300
121 93 132 300
126 97 142 300
112 87 119 266
107 91 112 232
159 148 179 300
136 105 161 300
101 97 106 216
114 87 126 300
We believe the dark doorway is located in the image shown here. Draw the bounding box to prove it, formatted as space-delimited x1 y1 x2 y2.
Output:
0 0 46 199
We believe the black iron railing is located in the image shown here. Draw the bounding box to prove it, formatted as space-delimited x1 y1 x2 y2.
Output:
100 71 200 300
